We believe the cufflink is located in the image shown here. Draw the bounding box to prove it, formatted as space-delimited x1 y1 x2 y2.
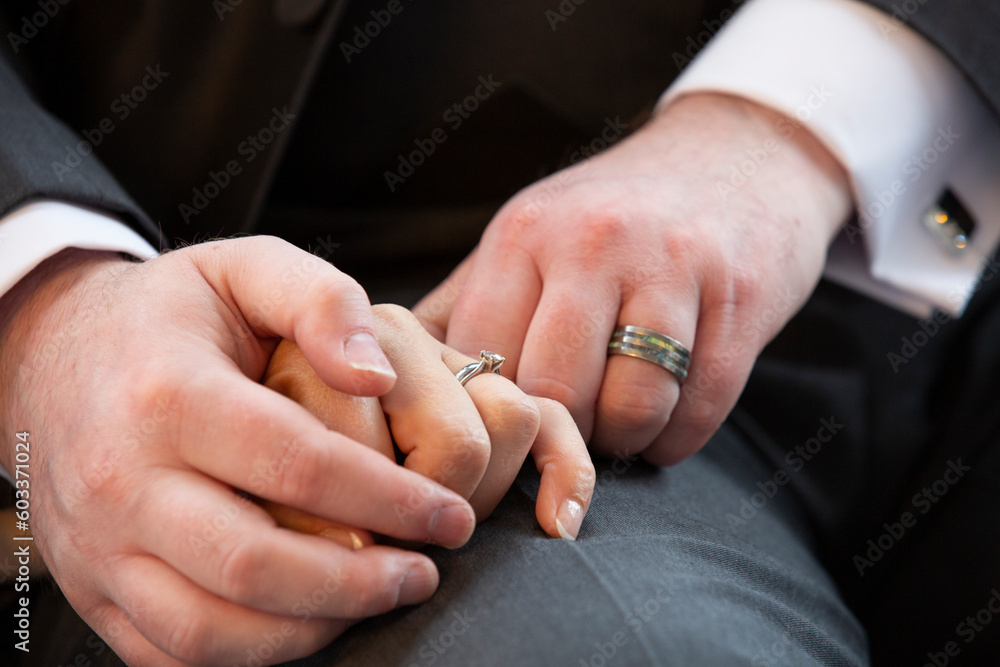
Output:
923 189 975 254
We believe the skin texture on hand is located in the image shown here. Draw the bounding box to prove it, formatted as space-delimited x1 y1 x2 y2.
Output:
0 239 478 666
261 305 596 543
416 92 852 466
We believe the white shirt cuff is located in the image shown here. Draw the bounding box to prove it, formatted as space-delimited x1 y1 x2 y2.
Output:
659 0 1000 317
0 200 159 299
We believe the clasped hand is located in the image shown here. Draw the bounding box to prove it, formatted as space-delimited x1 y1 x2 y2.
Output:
0 237 592 667
260 305 595 548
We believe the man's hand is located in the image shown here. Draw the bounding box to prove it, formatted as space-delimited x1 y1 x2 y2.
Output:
263 305 596 541
416 93 852 465
0 238 477 666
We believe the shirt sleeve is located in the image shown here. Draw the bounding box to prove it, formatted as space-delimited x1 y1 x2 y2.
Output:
0 200 159 298
658 0 1000 318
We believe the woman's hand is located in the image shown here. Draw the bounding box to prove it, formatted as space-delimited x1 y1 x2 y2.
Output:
263 305 596 540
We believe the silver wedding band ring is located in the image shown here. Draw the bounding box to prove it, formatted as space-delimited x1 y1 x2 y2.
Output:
456 350 506 386
608 325 691 384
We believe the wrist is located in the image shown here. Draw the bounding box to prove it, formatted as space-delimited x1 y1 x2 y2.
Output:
656 92 853 241
0 249 130 468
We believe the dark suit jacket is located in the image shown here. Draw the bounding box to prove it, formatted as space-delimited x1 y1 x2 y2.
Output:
2 0 996 254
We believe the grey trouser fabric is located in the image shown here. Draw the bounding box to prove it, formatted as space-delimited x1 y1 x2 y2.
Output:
289 422 867 667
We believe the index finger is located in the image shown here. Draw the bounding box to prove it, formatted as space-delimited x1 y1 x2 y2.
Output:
164 359 476 548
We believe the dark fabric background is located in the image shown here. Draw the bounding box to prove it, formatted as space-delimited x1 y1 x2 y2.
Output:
863 0 1000 121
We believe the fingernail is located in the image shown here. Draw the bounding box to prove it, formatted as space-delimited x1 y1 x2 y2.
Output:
345 332 396 380
429 503 476 549
397 561 438 606
555 499 584 541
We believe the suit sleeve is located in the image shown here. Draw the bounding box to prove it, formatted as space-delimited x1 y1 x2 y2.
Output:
860 0 1000 118
0 46 161 245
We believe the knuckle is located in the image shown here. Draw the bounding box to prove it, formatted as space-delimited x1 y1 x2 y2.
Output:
600 381 672 432
661 226 700 262
216 538 264 604
647 232 707 290
584 208 631 237
275 439 325 505
518 376 585 418
341 564 401 618
693 245 767 320
725 264 766 311
239 234 290 258
164 613 215 665
686 355 747 404
532 395 582 433
480 394 541 443
133 367 215 454
713 366 746 399
440 422 491 471
127 361 182 421
373 303 420 334
683 396 725 438
572 210 632 262
530 395 562 414
493 202 540 240
304 271 365 314
77 445 129 497
197 237 262 277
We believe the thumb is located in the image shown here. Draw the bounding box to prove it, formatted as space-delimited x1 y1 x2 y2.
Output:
190 236 396 396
